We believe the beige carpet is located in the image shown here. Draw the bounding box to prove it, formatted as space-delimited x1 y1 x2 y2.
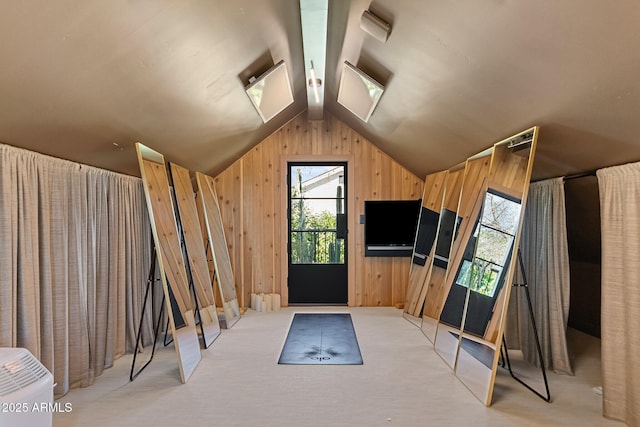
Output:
53 307 622 426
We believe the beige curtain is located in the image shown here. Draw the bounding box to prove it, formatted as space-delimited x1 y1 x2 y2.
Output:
0 144 153 398
597 162 640 426
506 177 573 375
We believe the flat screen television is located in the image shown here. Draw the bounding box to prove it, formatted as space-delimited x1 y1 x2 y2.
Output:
364 199 421 257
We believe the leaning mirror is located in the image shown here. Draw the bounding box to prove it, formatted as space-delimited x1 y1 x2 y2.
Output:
135 143 202 383
454 127 538 406
404 170 448 325
420 165 465 342
169 163 222 347
196 172 242 329
452 189 521 403
433 153 492 367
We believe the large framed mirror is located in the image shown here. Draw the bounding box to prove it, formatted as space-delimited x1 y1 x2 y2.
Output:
135 143 201 383
453 127 538 405
195 172 241 329
451 187 522 402
432 152 493 367
169 163 222 347
420 164 465 342
404 170 448 325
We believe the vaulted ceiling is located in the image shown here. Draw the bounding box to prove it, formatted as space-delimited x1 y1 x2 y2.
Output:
2 1 640 181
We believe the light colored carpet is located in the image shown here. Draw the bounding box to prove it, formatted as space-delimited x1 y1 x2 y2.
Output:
53 307 622 426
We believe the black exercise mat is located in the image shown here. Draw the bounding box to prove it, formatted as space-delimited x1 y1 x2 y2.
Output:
278 313 363 365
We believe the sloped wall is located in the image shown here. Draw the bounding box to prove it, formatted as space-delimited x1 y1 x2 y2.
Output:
213 112 423 307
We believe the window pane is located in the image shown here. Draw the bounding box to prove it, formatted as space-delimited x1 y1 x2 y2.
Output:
456 260 474 287
475 226 514 265
290 199 338 231
291 166 345 200
290 231 345 264
481 192 521 235
468 259 502 297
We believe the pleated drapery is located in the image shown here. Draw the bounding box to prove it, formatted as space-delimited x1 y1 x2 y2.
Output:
506 177 573 375
597 161 640 426
0 143 153 397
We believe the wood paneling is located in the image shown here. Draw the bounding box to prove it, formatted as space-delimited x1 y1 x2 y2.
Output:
213 112 423 307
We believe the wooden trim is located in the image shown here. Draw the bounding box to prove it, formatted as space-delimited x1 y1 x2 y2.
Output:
214 113 423 307
280 154 355 306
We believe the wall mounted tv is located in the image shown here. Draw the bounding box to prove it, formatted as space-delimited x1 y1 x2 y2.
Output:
364 199 421 257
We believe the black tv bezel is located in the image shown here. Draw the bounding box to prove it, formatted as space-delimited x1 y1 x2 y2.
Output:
364 199 421 257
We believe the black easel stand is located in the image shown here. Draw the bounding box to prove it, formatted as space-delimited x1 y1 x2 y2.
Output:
499 249 551 402
163 315 173 347
130 251 165 381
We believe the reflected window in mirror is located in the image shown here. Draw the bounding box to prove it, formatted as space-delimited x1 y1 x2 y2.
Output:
456 191 521 299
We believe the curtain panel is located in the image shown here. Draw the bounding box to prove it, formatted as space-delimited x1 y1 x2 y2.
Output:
0 144 153 397
506 177 573 375
597 161 640 426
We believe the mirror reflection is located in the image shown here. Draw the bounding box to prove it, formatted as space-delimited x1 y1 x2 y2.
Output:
453 127 538 406
414 127 537 407
420 168 465 342
404 171 447 324
457 191 521 337
454 190 522 404
432 156 492 367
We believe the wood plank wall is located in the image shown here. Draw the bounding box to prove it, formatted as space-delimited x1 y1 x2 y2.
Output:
213 112 424 307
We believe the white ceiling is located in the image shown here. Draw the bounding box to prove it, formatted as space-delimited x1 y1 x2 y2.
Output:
1 0 640 180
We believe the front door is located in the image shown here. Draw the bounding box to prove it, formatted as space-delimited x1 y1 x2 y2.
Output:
288 162 348 304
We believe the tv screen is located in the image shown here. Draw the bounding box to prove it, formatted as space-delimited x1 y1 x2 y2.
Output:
364 200 421 257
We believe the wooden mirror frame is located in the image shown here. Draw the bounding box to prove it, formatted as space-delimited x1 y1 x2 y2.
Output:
453 127 538 405
135 143 201 383
168 163 222 347
420 164 465 343
404 170 448 323
196 172 241 329
432 152 493 367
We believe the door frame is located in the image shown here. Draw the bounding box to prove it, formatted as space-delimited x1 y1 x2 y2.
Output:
280 154 355 307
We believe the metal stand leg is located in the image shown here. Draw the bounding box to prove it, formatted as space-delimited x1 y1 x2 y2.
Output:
163 315 174 347
130 251 166 381
501 250 551 402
